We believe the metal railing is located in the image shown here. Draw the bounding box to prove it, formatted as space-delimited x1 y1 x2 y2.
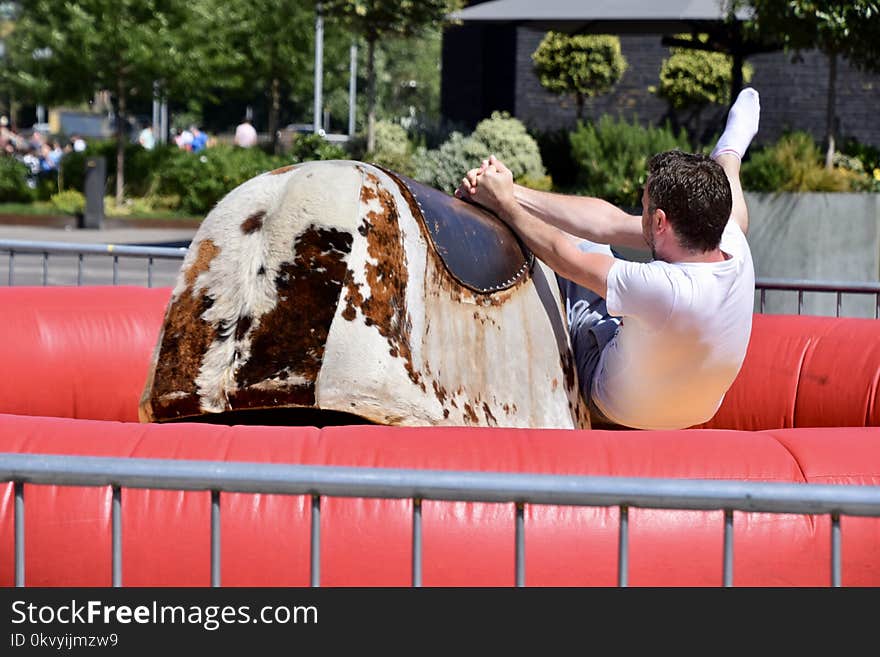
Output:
2 452 879 588
4 239 880 317
0 239 186 287
756 278 880 318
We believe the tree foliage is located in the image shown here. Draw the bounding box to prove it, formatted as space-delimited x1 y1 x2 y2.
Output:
321 0 462 151
4 0 243 200
742 0 880 65
222 0 325 152
531 32 628 119
740 0 880 165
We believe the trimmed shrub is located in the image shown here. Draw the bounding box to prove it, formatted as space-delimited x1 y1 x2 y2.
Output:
532 32 628 119
0 158 36 202
471 112 547 182
741 132 861 193
570 115 692 207
416 112 546 194
655 36 753 110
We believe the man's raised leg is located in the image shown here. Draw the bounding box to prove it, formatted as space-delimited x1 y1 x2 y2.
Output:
711 88 760 234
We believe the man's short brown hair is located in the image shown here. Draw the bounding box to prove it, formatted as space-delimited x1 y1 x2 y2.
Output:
646 150 732 252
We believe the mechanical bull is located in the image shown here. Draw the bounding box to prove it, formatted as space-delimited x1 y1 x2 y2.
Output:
139 160 590 429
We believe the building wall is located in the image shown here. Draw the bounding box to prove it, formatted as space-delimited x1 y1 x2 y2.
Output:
497 27 880 148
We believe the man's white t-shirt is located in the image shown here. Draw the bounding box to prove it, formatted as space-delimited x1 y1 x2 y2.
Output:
592 220 755 430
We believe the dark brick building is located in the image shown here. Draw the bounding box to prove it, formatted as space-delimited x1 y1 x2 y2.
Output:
442 15 880 149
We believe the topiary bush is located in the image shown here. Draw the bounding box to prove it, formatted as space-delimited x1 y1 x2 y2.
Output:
569 115 692 208
532 32 628 119
415 112 547 194
0 158 35 203
741 132 863 193
654 36 753 110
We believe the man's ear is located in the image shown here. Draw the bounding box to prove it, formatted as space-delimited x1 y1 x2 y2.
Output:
653 208 667 233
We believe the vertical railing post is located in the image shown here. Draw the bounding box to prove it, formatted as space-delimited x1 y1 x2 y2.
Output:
211 490 221 587
618 505 629 587
723 509 734 587
515 502 525 587
112 486 122 587
310 495 321 587
412 498 422 588
14 481 24 587
831 512 842 587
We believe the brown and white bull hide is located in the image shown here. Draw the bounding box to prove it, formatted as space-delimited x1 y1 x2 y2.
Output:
139 160 589 429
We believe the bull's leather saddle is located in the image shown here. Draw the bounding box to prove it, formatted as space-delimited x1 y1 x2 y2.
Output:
376 166 534 293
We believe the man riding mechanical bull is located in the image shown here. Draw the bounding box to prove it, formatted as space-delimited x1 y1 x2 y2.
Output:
141 88 760 432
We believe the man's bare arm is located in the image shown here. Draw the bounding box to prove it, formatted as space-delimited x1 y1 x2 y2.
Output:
462 165 617 298
714 153 749 236
500 196 616 298
456 156 648 251
513 184 648 251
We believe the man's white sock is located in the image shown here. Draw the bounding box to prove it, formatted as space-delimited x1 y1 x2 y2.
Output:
711 87 760 160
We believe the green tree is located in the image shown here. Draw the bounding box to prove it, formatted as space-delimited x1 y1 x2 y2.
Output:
225 1 351 153
225 1 316 154
741 0 880 167
4 0 242 203
321 0 462 152
0 2 19 123
531 33 628 121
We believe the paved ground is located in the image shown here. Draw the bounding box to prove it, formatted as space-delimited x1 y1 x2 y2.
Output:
0 223 197 287
0 223 198 246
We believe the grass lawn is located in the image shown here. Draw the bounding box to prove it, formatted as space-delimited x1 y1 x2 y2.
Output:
0 202 59 215
0 202 201 222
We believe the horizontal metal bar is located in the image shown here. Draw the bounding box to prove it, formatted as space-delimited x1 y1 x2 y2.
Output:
1 241 877 296
2 453 880 518
0 239 187 260
755 278 880 295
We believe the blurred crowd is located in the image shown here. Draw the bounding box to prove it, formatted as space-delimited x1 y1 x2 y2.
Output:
2 113 259 188
1 114 86 186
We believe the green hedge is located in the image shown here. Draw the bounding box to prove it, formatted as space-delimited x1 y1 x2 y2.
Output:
741 132 865 193
57 136 349 216
0 158 36 203
570 115 692 207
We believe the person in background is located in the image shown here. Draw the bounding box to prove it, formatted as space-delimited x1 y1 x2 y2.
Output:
234 117 257 148
69 134 87 153
190 125 208 153
176 126 193 151
138 122 156 150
